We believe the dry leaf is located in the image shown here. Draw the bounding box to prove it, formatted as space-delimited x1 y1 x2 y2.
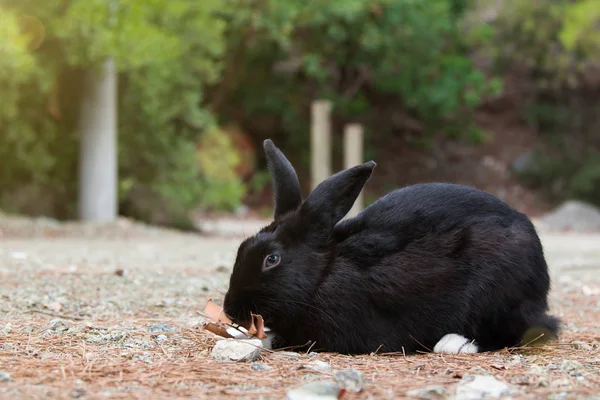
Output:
251 313 267 339
203 322 234 339
246 316 257 336
201 299 267 340
204 299 233 324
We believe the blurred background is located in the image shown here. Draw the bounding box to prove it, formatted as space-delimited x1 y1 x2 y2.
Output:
1 0 600 231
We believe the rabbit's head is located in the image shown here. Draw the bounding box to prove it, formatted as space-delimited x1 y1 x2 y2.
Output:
223 139 375 331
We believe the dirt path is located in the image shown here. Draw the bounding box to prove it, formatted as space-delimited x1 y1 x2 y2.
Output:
1 221 599 399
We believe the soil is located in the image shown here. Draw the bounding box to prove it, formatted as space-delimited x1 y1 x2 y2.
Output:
1 216 600 399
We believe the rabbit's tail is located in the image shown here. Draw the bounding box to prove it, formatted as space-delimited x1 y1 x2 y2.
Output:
521 313 561 346
539 314 561 336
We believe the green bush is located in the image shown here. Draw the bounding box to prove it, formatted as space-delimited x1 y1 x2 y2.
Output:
213 0 501 167
195 128 246 211
484 0 600 206
0 0 513 220
0 0 245 221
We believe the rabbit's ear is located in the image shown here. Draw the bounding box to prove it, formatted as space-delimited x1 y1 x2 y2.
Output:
264 139 303 218
301 161 376 230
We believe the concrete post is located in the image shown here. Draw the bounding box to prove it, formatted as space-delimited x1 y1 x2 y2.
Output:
310 100 332 190
78 58 118 221
344 124 364 218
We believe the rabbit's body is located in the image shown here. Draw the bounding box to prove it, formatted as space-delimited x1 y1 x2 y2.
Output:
223 140 560 355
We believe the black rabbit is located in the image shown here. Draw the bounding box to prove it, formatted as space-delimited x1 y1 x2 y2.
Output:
223 139 560 355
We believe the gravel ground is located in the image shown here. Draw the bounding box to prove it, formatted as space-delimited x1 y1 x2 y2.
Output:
1 215 600 399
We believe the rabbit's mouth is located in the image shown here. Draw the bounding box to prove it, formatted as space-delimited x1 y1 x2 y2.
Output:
223 294 254 326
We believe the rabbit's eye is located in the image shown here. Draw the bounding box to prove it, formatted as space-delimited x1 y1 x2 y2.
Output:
262 254 281 271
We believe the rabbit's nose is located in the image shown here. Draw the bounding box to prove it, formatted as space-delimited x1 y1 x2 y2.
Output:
223 293 252 324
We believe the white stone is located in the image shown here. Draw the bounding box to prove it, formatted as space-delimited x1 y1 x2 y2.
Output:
211 339 262 362
333 369 364 393
560 360 584 373
455 375 513 400
0 371 11 382
286 381 341 400
304 360 331 373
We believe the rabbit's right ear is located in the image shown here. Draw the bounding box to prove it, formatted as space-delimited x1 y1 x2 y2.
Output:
300 161 376 232
264 139 303 218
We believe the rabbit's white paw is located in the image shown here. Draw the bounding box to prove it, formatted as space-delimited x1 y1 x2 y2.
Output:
433 333 479 354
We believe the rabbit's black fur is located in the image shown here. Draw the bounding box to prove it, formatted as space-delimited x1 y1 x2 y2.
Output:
223 139 560 355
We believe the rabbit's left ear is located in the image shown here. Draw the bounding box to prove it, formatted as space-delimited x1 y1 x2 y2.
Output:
301 161 376 230
264 139 303 218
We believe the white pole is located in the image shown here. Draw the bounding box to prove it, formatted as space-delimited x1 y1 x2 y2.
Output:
78 58 118 221
344 123 364 218
310 100 332 190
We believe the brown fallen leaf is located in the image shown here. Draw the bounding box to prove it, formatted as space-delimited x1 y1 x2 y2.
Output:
203 322 234 339
201 299 268 340
246 316 257 336
251 313 267 339
204 299 233 324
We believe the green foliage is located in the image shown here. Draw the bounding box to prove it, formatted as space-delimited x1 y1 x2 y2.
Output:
485 0 600 206
0 0 241 219
3 0 540 219
488 0 600 89
194 128 246 211
248 171 272 196
0 11 38 119
560 0 600 54
0 9 56 200
216 0 500 162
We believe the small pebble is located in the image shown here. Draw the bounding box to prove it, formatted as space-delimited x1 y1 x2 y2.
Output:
251 362 273 371
147 323 175 333
46 319 70 333
214 265 229 273
455 375 513 400
286 381 341 400
572 341 593 351
0 371 11 382
529 364 548 375
407 385 445 399
303 360 331 373
1 323 12 335
70 388 85 398
538 377 550 387
154 334 168 343
333 369 364 392
560 360 584 375
211 339 262 362
133 354 153 364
